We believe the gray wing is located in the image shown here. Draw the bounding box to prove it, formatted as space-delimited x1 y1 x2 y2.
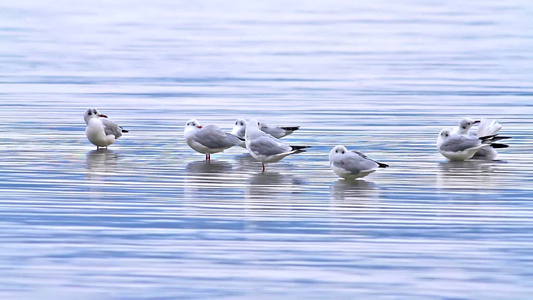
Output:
334 152 378 174
260 125 285 139
249 134 292 156
353 150 388 168
101 118 123 139
352 150 369 159
194 125 241 149
441 135 480 152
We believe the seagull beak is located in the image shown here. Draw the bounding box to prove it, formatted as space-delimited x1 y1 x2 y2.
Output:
197 126 203 129
99 114 108 118
474 120 480 124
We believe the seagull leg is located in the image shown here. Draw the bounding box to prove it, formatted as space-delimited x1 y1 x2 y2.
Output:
262 163 265 172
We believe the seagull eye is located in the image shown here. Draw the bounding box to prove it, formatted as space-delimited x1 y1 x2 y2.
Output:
88 111 92 115
341 151 345 154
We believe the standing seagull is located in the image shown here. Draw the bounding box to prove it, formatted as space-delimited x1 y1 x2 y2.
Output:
245 119 308 172
184 119 243 161
232 119 300 140
437 128 509 161
84 108 128 149
329 145 389 180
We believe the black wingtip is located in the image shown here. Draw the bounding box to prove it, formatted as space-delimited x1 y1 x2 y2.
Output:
480 134 511 143
479 134 497 141
290 145 310 152
377 162 390 168
491 143 509 149
121 129 129 133
237 136 245 142
281 126 300 131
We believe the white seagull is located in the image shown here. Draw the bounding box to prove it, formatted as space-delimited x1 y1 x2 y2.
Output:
329 145 389 180
184 119 244 161
84 108 128 149
451 118 480 136
232 119 300 141
452 118 510 160
437 128 509 161
245 119 308 172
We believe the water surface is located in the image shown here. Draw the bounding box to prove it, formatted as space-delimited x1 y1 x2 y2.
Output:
1 0 533 299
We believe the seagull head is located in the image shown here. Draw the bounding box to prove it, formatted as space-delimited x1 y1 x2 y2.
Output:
458 118 480 134
84 108 108 125
232 119 248 136
437 128 451 147
184 119 202 135
329 145 348 162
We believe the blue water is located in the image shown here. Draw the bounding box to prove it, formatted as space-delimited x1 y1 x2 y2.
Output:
1 0 532 299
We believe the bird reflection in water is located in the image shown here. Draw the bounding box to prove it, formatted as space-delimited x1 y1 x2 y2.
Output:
436 160 505 192
85 149 120 179
244 172 306 222
329 179 380 207
185 160 234 175
183 160 236 206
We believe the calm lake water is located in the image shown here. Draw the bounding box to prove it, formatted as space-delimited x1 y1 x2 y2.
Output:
1 0 532 299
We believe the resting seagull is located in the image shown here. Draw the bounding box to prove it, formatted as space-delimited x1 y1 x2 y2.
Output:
437 128 509 161
452 118 510 160
245 119 308 172
184 119 243 161
84 108 128 149
232 119 300 144
329 145 389 180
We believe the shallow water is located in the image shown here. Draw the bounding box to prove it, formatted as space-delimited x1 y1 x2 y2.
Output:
1 0 533 299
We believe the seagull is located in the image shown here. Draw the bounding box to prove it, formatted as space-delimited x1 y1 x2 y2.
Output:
184 119 244 161
451 118 480 136
245 119 309 172
329 145 389 180
451 118 510 160
232 119 300 142
84 108 128 149
437 128 510 161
